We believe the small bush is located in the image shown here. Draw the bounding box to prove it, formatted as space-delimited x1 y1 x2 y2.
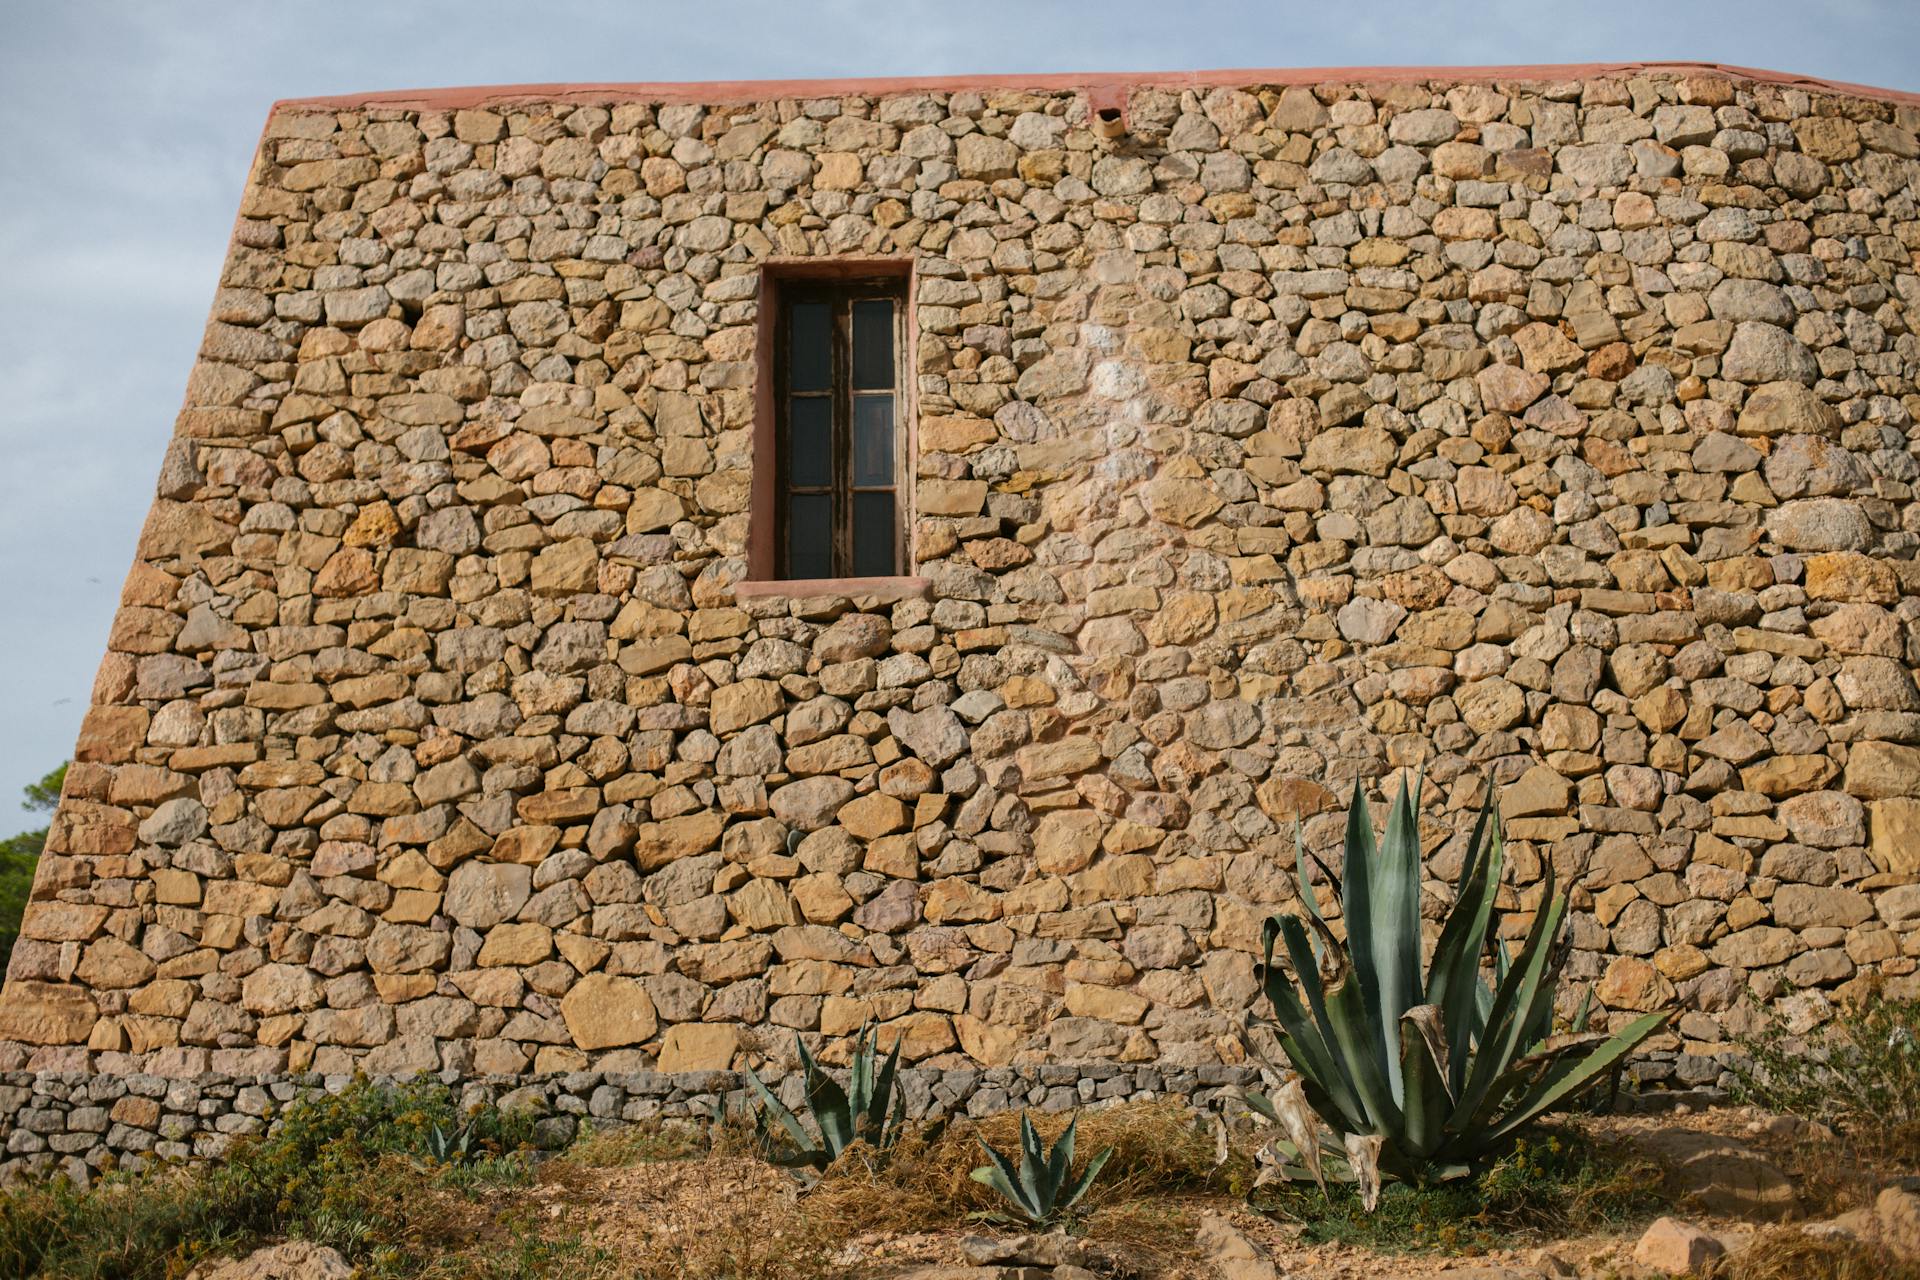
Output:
1730 992 1920 1167
1251 1128 1663 1254
0 1076 544 1279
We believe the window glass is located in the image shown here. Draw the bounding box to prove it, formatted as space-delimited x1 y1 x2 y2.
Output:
851 300 894 390
789 302 831 393
852 396 893 487
852 492 895 577
787 493 832 579
788 397 832 487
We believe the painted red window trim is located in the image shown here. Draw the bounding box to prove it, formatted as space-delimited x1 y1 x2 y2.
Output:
733 575 932 602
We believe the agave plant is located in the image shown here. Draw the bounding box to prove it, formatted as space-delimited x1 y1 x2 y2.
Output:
971 1112 1113 1227
423 1116 476 1165
1249 775 1668 1199
743 1023 907 1170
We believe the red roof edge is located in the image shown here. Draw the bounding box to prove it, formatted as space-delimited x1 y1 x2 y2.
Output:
270 61 1920 114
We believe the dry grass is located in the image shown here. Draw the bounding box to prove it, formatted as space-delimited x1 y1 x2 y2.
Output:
531 1100 1242 1280
556 1116 718 1169
807 1100 1244 1238
1704 1226 1920 1280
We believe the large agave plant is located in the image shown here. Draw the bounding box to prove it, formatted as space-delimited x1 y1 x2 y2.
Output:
1250 775 1668 1196
743 1023 907 1170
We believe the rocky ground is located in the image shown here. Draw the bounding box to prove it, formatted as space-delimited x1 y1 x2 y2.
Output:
183 1102 1919 1280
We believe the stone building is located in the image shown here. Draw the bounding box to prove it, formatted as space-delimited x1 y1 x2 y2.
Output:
3 61 1920 1177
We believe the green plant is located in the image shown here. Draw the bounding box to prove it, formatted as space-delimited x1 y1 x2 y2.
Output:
1249 776 1668 1200
743 1024 907 1171
969 1112 1113 1229
1252 1128 1664 1254
0 763 65 976
1730 991 1919 1166
423 1117 476 1165
0 1075 539 1279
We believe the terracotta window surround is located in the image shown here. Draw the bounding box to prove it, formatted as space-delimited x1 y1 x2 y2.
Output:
741 256 929 601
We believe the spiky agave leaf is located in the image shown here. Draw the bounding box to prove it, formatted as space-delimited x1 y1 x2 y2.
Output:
855 1023 906 1146
971 1134 1037 1219
1479 1010 1669 1147
1260 914 1369 1133
1425 784 1504 1090
1059 1142 1113 1213
794 1034 853 1157
742 1064 816 1163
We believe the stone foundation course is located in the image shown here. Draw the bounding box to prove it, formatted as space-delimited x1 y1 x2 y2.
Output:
0 1063 1268 1185
1 65 1918 1119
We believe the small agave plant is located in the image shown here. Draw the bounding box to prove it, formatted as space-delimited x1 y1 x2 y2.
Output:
971 1112 1113 1228
743 1023 907 1170
422 1116 476 1165
1249 775 1668 1205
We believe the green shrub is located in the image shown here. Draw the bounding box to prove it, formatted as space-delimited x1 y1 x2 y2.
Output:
1730 992 1920 1165
0 1075 540 1279
1249 776 1667 1198
1252 1128 1663 1254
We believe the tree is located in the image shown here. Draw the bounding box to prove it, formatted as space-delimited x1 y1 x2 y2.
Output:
0 763 66 977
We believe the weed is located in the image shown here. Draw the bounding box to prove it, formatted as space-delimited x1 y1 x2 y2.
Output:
1729 992 1920 1169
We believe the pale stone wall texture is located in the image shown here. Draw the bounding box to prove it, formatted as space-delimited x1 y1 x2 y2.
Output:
4 68 1920 1105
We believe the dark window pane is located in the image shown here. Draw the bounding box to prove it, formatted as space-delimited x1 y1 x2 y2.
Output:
853 492 896 577
788 397 832 487
851 300 894 390
789 301 830 392
788 493 832 579
852 395 894 486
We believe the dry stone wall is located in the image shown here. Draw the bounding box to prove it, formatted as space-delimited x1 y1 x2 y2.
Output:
4 69 1920 1117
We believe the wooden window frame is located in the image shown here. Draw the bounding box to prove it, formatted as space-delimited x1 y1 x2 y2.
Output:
775 278 906 579
744 259 926 597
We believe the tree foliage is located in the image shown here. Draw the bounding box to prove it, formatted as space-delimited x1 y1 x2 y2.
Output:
0 763 65 977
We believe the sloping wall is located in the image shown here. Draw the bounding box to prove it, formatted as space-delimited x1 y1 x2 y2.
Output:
3 68 1917 1102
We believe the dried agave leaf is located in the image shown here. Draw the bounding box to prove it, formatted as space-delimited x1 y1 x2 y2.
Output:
1273 1076 1326 1195
1404 1002 1452 1095
1344 1132 1384 1212
1250 1132 1288 1188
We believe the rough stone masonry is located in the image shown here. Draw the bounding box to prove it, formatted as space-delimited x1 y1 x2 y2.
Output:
3 61 1919 1179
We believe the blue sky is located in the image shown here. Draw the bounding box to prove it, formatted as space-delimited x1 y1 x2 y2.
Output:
0 0 1915 824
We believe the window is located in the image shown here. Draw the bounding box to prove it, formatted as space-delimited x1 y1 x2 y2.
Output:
775 278 906 579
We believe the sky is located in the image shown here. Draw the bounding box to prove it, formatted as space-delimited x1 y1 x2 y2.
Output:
0 0 1916 827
